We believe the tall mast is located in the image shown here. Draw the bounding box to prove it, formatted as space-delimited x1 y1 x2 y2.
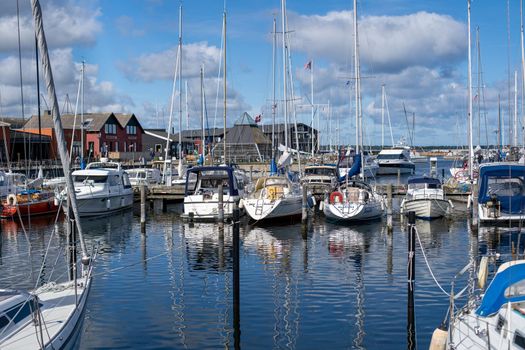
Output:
381 84 385 149
514 70 518 147
35 36 42 161
223 9 227 163
31 0 89 260
201 66 205 164
353 0 361 154
80 60 85 165
311 59 314 157
281 0 288 148
467 0 474 180
178 4 183 168
476 27 481 145
272 16 277 155
521 0 525 148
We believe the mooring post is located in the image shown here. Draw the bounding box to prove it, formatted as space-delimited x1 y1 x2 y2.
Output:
249 165 253 183
232 203 241 350
140 184 146 233
301 186 308 235
397 169 401 186
407 210 416 350
218 183 224 225
162 198 167 213
387 183 393 234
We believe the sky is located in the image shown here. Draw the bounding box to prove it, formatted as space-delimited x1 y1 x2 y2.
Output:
0 0 523 147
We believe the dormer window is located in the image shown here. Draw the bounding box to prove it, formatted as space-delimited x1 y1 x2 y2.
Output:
126 125 137 135
105 123 117 134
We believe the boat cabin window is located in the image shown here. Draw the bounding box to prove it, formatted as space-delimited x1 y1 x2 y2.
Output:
200 177 229 191
504 279 525 298
109 175 120 186
122 173 132 189
305 168 336 176
0 300 34 331
74 175 108 184
514 331 525 350
487 177 524 197
377 153 405 160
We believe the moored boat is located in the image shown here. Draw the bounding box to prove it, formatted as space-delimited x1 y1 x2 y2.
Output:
1 190 59 219
400 176 453 219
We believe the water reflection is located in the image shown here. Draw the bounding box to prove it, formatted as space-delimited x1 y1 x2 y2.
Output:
478 225 525 257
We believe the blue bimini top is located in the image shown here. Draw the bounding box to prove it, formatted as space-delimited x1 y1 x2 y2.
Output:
476 261 525 317
477 163 525 214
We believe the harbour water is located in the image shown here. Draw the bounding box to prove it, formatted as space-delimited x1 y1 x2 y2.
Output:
0 160 518 349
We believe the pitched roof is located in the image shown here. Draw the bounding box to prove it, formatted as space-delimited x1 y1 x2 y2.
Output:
224 124 271 145
23 112 114 131
234 112 257 126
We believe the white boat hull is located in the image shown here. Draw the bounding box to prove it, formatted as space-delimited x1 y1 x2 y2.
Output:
401 198 451 219
66 193 134 217
243 196 302 221
183 194 241 220
478 203 525 223
323 201 383 222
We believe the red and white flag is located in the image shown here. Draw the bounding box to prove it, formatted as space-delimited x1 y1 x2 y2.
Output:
304 60 312 70
255 114 262 123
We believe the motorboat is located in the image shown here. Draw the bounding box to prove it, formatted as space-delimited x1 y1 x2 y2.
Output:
441 259 525 350
182 166 244 221
322 180 384 222
60 161 133 217
400 176 453 219
301 165 338 201
126 168 161 187
376 146 415 175
477 162 525 223
243 176 303 222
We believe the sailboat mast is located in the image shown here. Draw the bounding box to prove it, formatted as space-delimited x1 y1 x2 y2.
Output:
514 70 518 147
31 0 89 260
467 0 474 180
35 36 42 161
311 59 314 157
272 16 276 154
223 10 227 163
201 66 205 164
80 60 84 165
521 0 525 148
353 0 360 154
381 84 385 149
178 4 183 164
281 0 288 148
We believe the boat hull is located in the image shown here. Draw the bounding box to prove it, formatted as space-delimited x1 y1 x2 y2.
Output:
64 193 134 217
243 196 302 221
376 163 415 175
401 198 450 219
1 198 59 219
323 201 383 222
182 195 241 221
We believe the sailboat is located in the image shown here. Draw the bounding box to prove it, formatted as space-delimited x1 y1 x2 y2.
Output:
322 0 384 223
243 0 303 223
0 1 95 348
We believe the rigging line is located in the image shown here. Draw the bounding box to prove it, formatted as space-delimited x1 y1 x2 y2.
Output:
16 0 28 169
212 12 225 147
91 250 174 277
69 66 83 160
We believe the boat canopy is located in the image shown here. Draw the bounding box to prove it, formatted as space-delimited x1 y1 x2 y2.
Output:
476 260 525 316
407 176 441 186
477 163 525 214
185 166 239 196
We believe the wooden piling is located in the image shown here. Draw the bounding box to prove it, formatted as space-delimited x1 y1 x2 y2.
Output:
140 184 146 233
471 181 479 230
407 210 416 350
387 183 393 234
232 203 241 349
397 169 401 186
218 184 224 225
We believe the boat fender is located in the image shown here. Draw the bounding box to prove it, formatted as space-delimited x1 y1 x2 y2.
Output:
307 196 316 208
239 199 244 209
329 191 343 204
467 195 471 209
319 200 324 211
429 325 447 350
7 194 17 206
478 256 489 289
106 198 111 210
53 197 59 206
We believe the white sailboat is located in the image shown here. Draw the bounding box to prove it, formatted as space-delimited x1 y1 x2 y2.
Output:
0 1 95 348
322 0 384 223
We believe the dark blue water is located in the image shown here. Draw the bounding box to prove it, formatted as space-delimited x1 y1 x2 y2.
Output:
0 159 512 349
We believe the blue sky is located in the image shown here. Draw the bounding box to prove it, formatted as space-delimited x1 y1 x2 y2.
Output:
0 0 523 146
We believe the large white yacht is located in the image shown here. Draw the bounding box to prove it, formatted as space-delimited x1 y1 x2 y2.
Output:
376 145 415 175
61 160 133 216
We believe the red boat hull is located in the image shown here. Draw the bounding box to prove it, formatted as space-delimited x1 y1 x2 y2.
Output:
1 198 59 219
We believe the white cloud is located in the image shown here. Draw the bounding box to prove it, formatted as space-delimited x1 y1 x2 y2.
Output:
288 10 466 74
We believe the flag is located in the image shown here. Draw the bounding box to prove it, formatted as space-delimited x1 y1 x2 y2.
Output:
473 94 478 101
304 60 312 70
255 114 262 123
346 80 351 86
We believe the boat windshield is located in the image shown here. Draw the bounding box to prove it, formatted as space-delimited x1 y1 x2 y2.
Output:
377 154 405 160
487 178 524 197
266 178 288 187
127 171 147 179
305 168 336 176
74 175 108 183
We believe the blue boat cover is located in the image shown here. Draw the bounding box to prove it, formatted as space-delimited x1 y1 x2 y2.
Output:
338 154 362 183
477 164 525 214
476 262 525 316
407 176 441 185
270 158 277 175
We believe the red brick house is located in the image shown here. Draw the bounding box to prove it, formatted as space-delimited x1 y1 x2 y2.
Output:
23 111 145 160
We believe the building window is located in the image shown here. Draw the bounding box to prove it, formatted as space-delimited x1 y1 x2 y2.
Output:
115 141 119 152
155 144 162 153
105 123 117 134
126 125 137 135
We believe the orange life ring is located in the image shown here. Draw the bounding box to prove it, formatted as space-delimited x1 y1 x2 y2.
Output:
330 191 343 204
